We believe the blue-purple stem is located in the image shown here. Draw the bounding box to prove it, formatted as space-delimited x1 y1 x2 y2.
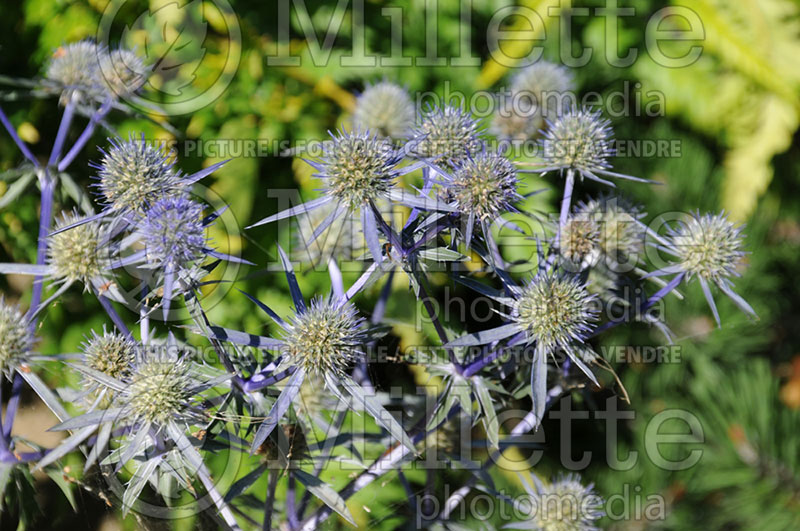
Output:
58 99 112 172
462 331 526 378
236 366 296 393
49 100 76 167
0 104 39 167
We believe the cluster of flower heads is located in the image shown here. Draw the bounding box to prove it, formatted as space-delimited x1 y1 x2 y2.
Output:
45 40 147 104
0 49 763 531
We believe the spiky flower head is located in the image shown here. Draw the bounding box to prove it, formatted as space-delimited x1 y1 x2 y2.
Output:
541 108 613 175
94 137 181 214
45 40 101 103
98 48 147 98
281 297 370 378
353 81 415 139
412 105 483 167
0 299 32 379
81 329 136 407
524 474 604 531
446 151 521 221
48 211 106 284
141 196 206 268
576 196 644 264
669 212 745 282
513 271 598 353
492 61 574 140
125 356 194 425
559 215 601 267
83 330 136 381
319 130 401 210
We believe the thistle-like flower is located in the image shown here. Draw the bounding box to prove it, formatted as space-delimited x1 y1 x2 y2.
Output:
94 136 181 215
540 108 614 179
98 48 147 98
248 130 455 264
491 61 574 141
658 212 756 325
512 270 599 355
80 329 136 407
576 196 645 265
124 356 196 426
442 150 523 253
48 211 107 285
559 215 601 268
412 105 483 167
45 41 148 104
0 298 32 380
509 473 604 531
447 268 599 388
141 196 207 269
353 81 415 139
280 297 370 378
318 130 401 210
447 151 521 222
45 40 102 104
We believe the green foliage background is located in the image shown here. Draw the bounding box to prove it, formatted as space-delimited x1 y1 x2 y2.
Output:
0 0 799 529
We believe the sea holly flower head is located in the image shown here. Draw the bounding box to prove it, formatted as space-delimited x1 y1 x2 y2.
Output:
124 354 197 426
670 212 745 283
319 130 401 210
412 105 483 167
48 211 107 285
513 269 599 354
98 48 148 99
280 297 370 379
142 196 207 269
658 211 756 326
492 61 574 140
510 473 604 531
93 136 181 214
541 108 614 177
559 214 602 268
80 329 136 407
45 40 102 104
0 298 32 380
353 80 415 139
446 151 521 222
577 196 645 265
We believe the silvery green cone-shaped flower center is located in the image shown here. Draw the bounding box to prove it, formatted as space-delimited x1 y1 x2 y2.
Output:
530 475 604 531
514 274 597 352
97 139 180 214
324 134 396 210
98 49 146 98
127 360 191 425
84 331 136 381
0 300 31 378
413 106 482 167
46 41 101 102
543 110 612 173
353 81 415 139
448 153 519 220
282 299 367 378
673 214 743 282
48 212 104 284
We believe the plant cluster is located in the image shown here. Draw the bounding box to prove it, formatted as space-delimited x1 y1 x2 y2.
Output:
0 43 756 530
